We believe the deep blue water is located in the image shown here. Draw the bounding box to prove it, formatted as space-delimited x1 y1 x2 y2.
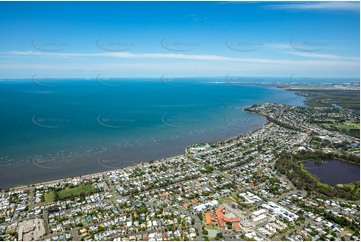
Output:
0 79 305 188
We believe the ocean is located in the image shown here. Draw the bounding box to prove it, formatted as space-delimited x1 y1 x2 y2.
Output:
0 79 305 188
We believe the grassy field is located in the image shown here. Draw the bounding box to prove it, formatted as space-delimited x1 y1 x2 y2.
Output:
344 121 360 128
207 229 219 239
322 120 359 130
337 183 355 190
57 184 95 200
336 182 360 196
218 196 236 204
44 184 96 203
313 118 360 138
222 172 233 180
44 191 56 203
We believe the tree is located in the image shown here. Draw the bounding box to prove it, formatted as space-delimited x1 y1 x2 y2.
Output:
198 213 203 221
204 165 213 173
215 232 224 240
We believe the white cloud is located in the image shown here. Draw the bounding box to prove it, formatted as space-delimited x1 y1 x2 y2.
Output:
268 1 360 11
3 50 292 63
0 50 359 78
4 50 358 64
287 51 359 61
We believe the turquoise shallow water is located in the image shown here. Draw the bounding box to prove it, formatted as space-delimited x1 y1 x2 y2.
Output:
0 79 305 188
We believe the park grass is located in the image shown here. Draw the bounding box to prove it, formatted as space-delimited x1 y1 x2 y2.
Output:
222 172 233 180
57 184 95 200
337 183 360 196
346 183 356 191
44 191 56 203
218 196 236 204
314 118 337 123
207 229 219 239
205 225 218 230
313 117 360 138
323 122 358 132
344 121 360 129
44 184 96 202
337 183 355 190
314 117 359 129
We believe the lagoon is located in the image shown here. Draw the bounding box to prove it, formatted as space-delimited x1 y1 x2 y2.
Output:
304 159 360 186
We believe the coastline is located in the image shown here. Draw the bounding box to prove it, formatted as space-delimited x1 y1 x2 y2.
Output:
0 84 304 190
3 112 270 191
7 153 186 192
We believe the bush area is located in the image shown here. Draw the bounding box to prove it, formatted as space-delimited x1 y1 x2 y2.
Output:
275 151 360 200
296 89 360 115
293 150 359 165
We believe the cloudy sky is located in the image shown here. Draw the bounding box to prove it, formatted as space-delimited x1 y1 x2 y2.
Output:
0 1 359 78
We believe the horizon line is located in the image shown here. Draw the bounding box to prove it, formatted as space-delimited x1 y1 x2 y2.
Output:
1 76 360 80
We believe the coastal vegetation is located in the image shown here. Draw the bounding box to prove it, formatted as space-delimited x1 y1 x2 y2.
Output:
294 89 360 115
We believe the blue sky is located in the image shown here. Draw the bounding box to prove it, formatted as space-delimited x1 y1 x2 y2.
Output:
0 1 359 78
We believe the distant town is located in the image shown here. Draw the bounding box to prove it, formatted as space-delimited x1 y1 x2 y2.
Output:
0 102 359 241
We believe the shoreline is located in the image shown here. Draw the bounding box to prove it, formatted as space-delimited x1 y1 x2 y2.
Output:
4 113 269 191
8 153 187 191
0 120 269 189
0 84 304 190
2 86 358 191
